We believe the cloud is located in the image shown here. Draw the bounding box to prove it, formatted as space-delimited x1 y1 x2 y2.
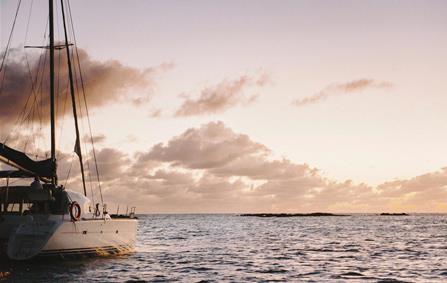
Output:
128 151 161 177
147 169 195 185
97 121 328 212
375 168 447 210
4 121 447 213
82 134 106 144
174 74 269 117
109 121 447 213
86 147 129 181
293 79 393 107
0 47 172 124
210 156 318 181
144 121 269 169
149 109 162 118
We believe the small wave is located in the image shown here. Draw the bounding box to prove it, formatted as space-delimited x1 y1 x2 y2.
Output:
300 271 321 276
336 255 356 259
345 248 360 252
168 236 187 240
191 267 213 272
272 256 292 260
6 214 447 282
340 271 364 277
258 268 288 274
176 266 213 273
376 279 411 283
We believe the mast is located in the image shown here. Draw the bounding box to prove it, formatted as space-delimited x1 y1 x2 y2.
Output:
60 0 87 197
49 0 57 185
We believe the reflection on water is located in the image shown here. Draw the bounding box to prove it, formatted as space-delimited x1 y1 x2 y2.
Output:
1 214 447 282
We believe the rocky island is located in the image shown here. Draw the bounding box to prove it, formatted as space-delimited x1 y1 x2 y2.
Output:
240 213 349 217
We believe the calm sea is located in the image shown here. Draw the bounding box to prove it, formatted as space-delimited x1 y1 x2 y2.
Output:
1 214 447 282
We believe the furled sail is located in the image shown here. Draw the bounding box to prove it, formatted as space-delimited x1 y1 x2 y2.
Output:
0 143 56 179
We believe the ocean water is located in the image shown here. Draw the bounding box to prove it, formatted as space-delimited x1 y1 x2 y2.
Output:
1 214 447 282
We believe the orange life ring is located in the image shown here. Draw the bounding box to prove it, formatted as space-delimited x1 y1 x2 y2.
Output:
69 201 81 221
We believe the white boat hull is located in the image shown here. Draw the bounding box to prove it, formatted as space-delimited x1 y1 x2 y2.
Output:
1 215 137 260
1 189 137 260
41 218 137 256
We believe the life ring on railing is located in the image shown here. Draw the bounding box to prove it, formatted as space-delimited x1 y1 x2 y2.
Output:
69 201 81 222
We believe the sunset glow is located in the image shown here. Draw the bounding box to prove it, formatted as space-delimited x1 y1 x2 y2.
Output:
2 0 447 213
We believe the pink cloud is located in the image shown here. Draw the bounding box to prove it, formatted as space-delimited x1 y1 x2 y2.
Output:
0 47 172 124
10 121 445 213
293 79 393 107
175 74 269 116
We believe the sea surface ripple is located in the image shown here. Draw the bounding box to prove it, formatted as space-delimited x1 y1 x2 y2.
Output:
1 214 447 282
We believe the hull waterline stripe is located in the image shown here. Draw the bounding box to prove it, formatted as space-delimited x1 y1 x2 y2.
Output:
40 245 133 255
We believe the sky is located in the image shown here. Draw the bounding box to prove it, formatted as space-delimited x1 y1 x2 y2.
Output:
1 0 447 213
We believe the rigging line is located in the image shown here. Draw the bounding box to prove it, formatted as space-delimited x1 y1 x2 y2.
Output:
28 97 37 141
75 106 96 204
61 0 87 195
66 1 94 204
63 153 75 188
72 48 95 203
71 54 96 204
23 0 40 131
17 52 46 155
21 49 48 129
21 2 35 145
27 76 41 129
55 38 62 125
55 0 62 122
23 0 34 43
55 0 62 44
22 52 44 146
23 0 38 104
67 0 104 206
35 72 44 150
4 19 49 144
0 0 22 97
82 134 96 205
38 43 49 153
85 156 96 206
23 17 49 136
58 83 70 159
0 0 22 73
4 57 41 144
65 21 95 205
24 56 41 122
29 57 48 152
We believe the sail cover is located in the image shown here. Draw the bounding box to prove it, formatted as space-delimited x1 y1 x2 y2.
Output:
0 143 56 178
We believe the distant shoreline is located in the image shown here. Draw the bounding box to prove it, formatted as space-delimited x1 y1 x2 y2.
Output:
239 212 411 217
379 213 409 216
239 213 349 217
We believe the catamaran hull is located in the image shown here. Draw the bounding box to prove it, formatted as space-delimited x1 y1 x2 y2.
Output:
1 216 137 260
41 219 137 257
0 215 24 257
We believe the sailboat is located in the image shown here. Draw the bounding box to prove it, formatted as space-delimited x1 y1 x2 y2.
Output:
0 0 137 260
